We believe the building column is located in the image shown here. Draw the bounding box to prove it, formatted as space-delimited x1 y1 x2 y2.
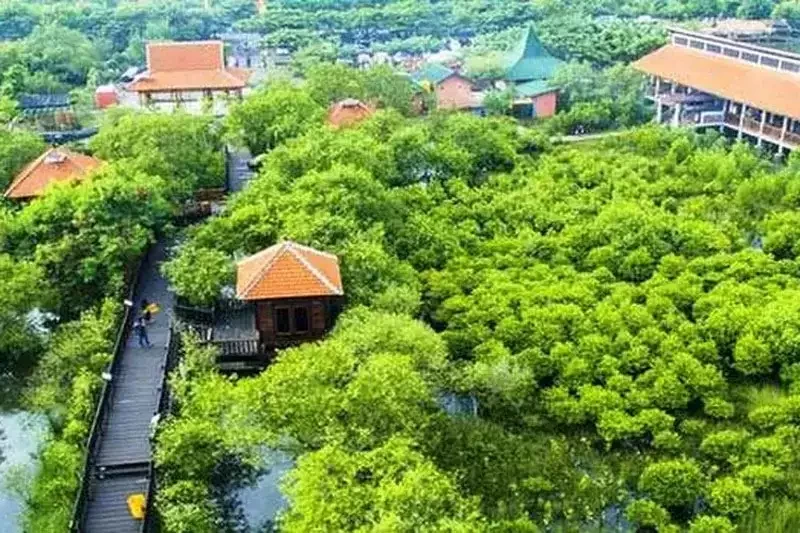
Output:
738 104 747 140
779 115 789 155
654 76 661 96
757 110 767 148
672 103 682 127
656 102 663 124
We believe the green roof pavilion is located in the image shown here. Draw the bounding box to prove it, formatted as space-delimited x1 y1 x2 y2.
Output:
503 27 562 83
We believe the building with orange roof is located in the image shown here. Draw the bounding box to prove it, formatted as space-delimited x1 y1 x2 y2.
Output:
327 99 374 128
233 241 344 351
129 40 250 115
4 147 102 200
633 28 800 154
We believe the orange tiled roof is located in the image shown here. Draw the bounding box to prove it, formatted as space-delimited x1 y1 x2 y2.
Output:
327 99 374 128
236 241 343 301
4 147 102 199
633 44 800 120
131 41 250 92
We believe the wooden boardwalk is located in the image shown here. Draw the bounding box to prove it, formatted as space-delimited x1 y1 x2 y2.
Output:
79 242 174 532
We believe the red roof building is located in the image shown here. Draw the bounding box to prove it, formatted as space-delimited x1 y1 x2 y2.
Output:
130 41 250 114
327 99 374 128
633 28 800 154
236 241 344 349
4 147 102 200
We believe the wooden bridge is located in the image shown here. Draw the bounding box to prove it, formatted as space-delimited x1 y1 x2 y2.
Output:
70 242 178 532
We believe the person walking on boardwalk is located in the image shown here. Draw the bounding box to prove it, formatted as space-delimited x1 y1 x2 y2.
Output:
134 316 152 348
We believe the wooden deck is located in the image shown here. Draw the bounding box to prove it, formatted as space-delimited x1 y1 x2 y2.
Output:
75 242 175 532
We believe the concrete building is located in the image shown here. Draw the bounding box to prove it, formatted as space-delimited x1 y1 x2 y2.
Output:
634 28 800 154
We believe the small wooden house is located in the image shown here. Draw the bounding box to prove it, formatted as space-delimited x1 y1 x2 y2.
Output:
236 241 344 349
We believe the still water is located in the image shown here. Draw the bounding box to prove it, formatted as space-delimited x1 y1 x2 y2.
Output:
0 410 47 532
238 449 293 531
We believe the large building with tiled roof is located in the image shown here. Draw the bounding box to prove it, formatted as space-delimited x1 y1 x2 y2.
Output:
235 241 344 348
129 41 250 115
634 28 800 154
4 147 102 200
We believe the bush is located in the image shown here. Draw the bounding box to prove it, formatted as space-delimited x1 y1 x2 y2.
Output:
626 499 670 528
688 515 736 533
707 477 755 517
638 459 705 509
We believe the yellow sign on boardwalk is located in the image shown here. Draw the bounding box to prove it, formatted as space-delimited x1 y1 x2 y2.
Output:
127 493 146 519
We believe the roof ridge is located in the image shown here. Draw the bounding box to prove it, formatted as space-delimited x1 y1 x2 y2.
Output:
147 40 224 46
288 241 340 261
237 242 288 299
3 148 55 198
287 245 342 295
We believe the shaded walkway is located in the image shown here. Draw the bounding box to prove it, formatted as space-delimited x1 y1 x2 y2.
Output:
78 242 174 532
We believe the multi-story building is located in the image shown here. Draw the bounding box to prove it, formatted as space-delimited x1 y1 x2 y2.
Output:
633 28 800 154
129 41 250 115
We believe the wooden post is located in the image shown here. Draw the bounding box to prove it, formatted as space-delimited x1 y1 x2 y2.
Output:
738 104 746 140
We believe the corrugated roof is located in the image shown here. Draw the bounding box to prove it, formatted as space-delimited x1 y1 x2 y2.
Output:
514 80 558 98
18 93 70 110
504 27 562 82
131 41 250 92
327 99 374 128
236 241 343 301
633 44 800 119
4 147 102 200
411 63 457 85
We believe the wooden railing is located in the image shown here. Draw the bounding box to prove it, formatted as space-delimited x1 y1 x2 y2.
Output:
70 256 146 532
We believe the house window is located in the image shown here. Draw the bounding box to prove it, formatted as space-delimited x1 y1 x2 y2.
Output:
742 52 759 63
781 61 800 73
706 44 721 54
275 304 312 334
294 307 309 333
674 36 688 46
761 56 779 68
689 40 705 50
276 307 290 334
723 48 740 58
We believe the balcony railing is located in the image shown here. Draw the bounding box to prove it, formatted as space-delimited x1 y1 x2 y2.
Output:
785 131 800 147
724 113 741 127
742 117 762 133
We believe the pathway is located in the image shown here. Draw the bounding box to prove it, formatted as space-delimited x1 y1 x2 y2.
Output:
227 146 255 193
81 242 174 532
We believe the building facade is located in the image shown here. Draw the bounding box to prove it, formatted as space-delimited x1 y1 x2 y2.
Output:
503 28 561 119
411 63 482 112
634 28 800 154
129 41 250 115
